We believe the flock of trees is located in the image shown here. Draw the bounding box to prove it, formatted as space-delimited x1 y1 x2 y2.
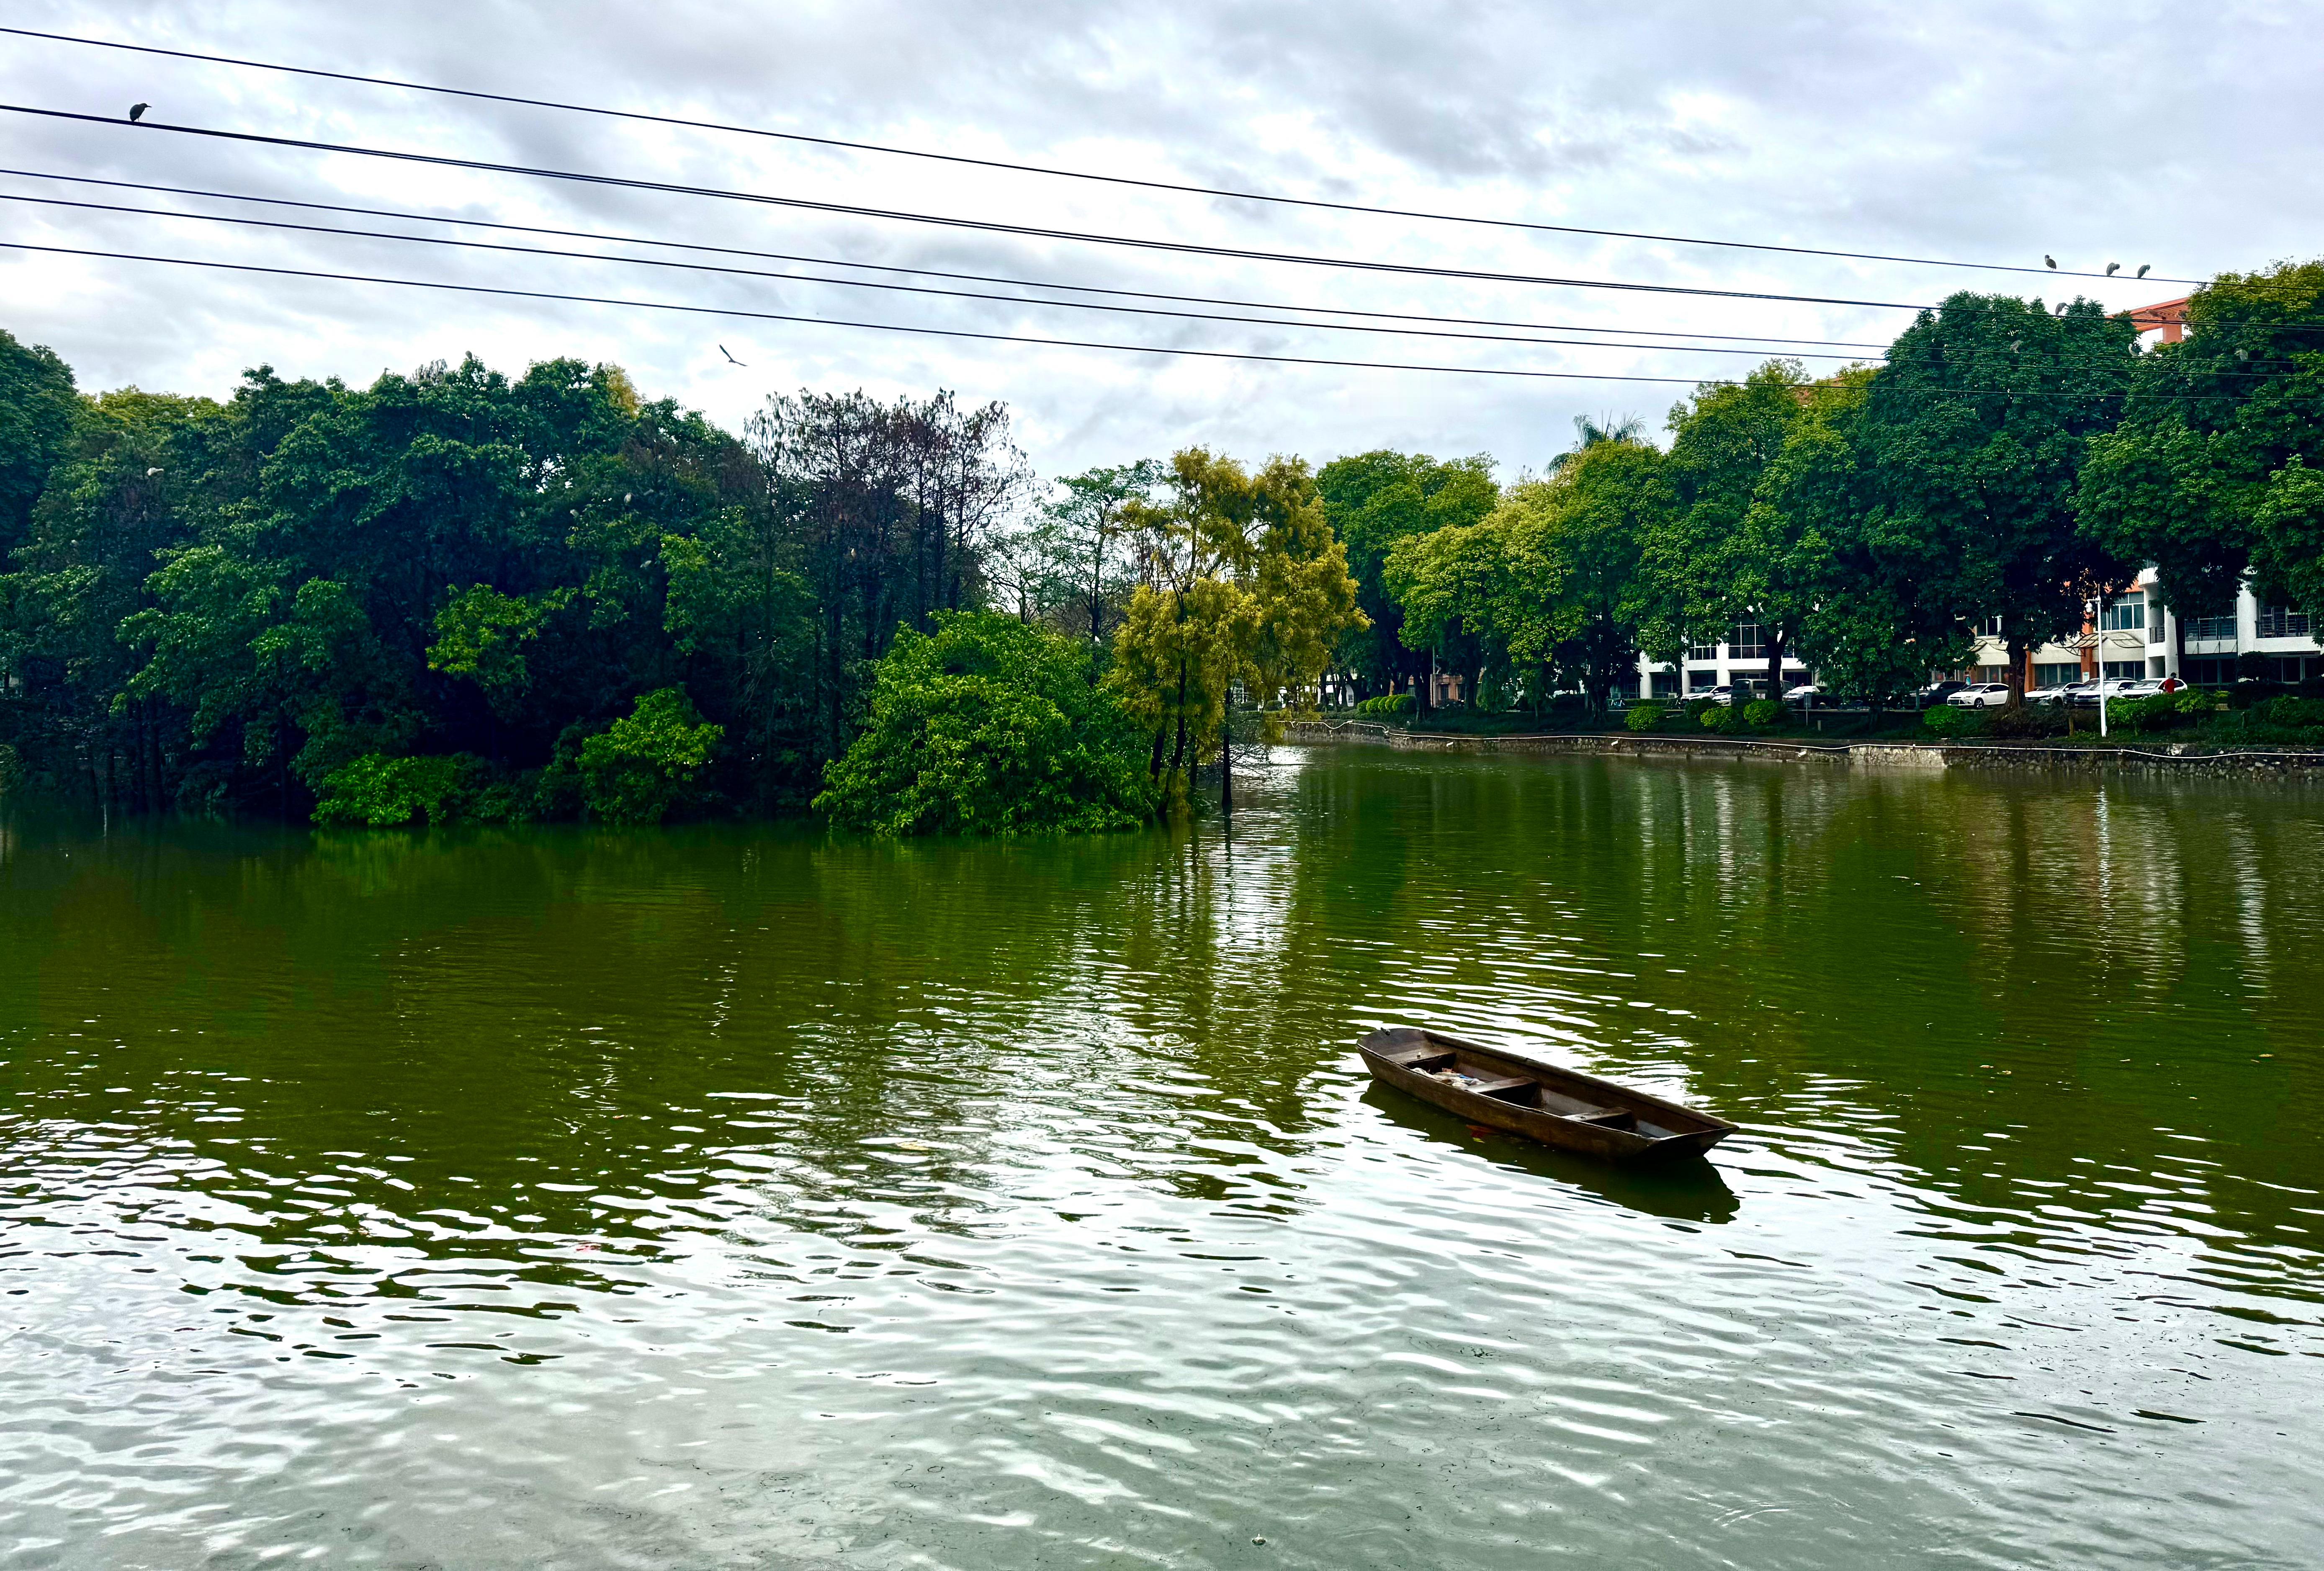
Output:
1 258 2317 829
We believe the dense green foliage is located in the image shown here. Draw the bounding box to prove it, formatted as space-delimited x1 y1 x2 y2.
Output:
815 611 1156 835
0 352 1020 821
1108 449 1364 805
313 752 518 827
1354 268 2321 716
6 261 2321 831
1315 451 1497 701
577 687 725 825
2079 262 2324 619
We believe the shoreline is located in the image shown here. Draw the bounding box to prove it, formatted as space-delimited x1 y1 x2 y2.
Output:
1282 721 2324 779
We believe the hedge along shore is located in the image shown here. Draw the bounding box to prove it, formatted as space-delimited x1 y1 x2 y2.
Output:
1281 721 2324 780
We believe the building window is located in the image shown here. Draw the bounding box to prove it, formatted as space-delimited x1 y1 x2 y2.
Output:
2102 660 2144 680
2187 614 2236 641
1729 623 1766 661
1650 671 1679 698
1688 669 1718 691
1686 641 1717 662
2149 614 2164 645
2098 593 2144 631
1980 615 2005 636
2032 662 2080 687
2257 605 2312 639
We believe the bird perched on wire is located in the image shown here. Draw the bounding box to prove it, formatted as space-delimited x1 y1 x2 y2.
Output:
128 102 149 123
2043 255 2057 269
2105 262 2121 276
718 344 746 366
2136 264 2151 278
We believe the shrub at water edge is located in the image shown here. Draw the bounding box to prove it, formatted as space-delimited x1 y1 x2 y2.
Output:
313 753 521 827
577 688 725 826
1624 703 1664 732
815 611 1157 836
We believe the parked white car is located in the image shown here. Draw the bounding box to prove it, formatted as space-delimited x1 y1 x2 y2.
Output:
2117 676 2186 701
1947 682 2012 708
2069 678 2145 709
1783 682 1820 703
2024 680 2082 706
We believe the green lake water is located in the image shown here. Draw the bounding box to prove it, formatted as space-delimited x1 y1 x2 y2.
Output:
2 747 2319 1569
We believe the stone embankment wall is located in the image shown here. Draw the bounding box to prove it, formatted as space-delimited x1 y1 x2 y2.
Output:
1281 722 2324 780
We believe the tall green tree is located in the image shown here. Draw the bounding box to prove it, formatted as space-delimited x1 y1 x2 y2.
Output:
0 328 80 558
1314 451 1496 701
1112 449 1364 807
1844 291 2138 704
1636 362 1818 699
1387 438 1665 715
2078 259 2324 628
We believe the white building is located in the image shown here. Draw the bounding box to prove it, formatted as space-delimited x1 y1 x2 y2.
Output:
1961 571 2320 689
1627 624 1808 701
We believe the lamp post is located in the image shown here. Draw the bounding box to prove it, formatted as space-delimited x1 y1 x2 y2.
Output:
2089 595 2109 739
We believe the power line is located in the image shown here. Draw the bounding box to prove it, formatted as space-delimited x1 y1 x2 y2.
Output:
0 103 1944 312
0 24 2203 287
0 240 1803 387
0 191 1888 362
0 167 1899 351
4 241 2264 396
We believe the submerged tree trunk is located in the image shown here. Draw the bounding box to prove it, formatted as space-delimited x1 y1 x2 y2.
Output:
1766 631 1786 709
1165 659 1191 782
2005 632 2029 709
1220 692 1233 817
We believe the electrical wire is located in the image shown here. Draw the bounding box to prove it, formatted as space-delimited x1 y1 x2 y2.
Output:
0 240 1818 387
6 240 2272 394
0 167 1899 351
0 191 1887 361
0 24 2202 286
0 103 1943 312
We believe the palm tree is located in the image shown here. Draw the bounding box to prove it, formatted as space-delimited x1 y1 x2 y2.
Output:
1551 412 1645 471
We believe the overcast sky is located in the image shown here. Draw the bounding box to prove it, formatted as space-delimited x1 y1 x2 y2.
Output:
2 1 2317 484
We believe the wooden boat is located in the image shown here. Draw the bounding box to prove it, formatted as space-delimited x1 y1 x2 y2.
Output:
1358 1025 1734 1165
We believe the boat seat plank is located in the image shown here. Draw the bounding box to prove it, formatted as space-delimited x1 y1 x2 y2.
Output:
1466 1076 1538 1099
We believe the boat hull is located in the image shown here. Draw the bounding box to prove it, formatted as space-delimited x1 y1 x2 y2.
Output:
1359 1025 1733 1165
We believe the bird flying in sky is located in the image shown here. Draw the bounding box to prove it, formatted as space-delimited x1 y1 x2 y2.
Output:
719 344 746 366
128 102 148 122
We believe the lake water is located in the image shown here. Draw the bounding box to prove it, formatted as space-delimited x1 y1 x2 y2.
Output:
3 747 2319 1569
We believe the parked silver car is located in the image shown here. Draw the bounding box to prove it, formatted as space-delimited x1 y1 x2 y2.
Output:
2069 678 2145 708
1947 682 2013 708
2024 680 2085 706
